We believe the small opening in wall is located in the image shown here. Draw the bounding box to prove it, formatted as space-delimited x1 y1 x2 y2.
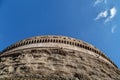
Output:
37 40 39 43
53 39 56 42
59 40 61 43
56 39 58 43
61 40 64 43
50 39 53 42
64 40 66 44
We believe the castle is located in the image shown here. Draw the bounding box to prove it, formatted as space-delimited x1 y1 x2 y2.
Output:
0 35 120 80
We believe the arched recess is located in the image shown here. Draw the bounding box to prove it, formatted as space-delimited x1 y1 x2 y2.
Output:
56 39 58 43
64 40 66 44
37 40 39 43
53 39 56 43
59 40 61 43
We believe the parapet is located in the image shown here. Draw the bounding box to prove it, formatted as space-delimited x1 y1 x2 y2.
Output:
0 35 118 68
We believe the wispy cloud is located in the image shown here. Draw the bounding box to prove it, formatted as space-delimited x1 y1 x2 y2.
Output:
105 7 117 23
95 10 108 20
94 0 107 6
95 7 117 23
111 26 117 33
94 0 103 6
94 0 118 33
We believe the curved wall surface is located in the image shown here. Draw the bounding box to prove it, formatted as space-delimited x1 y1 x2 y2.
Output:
0 35 117 68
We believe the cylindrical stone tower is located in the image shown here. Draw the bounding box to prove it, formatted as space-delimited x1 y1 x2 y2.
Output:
0 35 120 80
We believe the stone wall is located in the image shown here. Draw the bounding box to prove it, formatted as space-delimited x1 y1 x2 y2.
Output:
1 35 117 68
0 48 120 79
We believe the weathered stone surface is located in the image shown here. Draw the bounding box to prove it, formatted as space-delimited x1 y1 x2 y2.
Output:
0 48 120 80
0 35 120 80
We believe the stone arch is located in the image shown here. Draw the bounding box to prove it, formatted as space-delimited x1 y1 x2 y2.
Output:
49 39 52 42
53 39 56 43
31 40 34 43
42 39 44 43
32 40 35 43
47 39 50 42
25 41 28 45
45 39 47 42
81 44 83 48
43 39 45 42
91 48 94 52
75 42 78 46
64 40 66 44
37 39 39 43
89 47 92 51
34 39 37 43
79 43 81 47
35 39 38 43
77 43 79 46
62 40 64 43
27 41 29 44
66 41 69 44
63 37 66 39
69 41 72 45
59 40 61 43
94 49 96 53
56 39 58 43
96 50 99 54
46 39 48 42
28 40 31 44
85 46 87 49
28 41 31 44
87 46 89 50
83 45 85 48
87 47 90 50
26 41 29 44
94 50 97 53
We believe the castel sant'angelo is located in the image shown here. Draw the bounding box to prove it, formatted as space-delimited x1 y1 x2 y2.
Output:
0 35 120 80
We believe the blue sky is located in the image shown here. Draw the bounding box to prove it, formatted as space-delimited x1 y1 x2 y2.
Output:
0 0 120 68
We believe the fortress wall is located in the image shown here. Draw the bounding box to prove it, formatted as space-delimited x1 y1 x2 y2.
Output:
1 36 117 68
2 43 115 68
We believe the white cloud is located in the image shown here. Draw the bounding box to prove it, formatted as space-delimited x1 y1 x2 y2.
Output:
105 7 117 23
94 0 103 5
95 10 108 20
111 26 116 33
94 0 107 6
95 7 117 23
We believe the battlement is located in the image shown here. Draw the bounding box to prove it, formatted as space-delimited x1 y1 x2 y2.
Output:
1 35 117 68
